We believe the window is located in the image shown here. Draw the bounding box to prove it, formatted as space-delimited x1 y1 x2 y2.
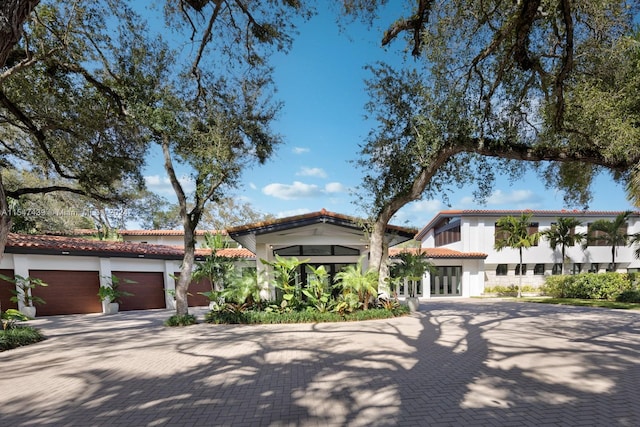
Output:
588 263 599 273
430 266 462 295
494 222 539 246
435 219 461 246
587 222 627 247
274 245 360 257
534 264 545 275
571 263 582 274
496 264 508 276
515 264 527 275
552 263 563 275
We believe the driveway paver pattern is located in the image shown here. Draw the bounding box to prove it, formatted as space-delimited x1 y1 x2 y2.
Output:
1 299 639 426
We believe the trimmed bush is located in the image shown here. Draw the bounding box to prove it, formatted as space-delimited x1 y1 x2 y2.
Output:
542 273 632 300
205 306 409 325
616 289 640 303
0 326 45 351
483 284 537 295
164 314 198 327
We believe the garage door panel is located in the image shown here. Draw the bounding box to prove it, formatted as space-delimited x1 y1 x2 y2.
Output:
0 269 18 311
111 272 165 311
173 272 212 307
30 270 101 316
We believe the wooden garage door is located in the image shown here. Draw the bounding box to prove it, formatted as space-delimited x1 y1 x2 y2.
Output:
0 269 18 311
30 270 101 316
112 272 165 311
173 272 212 307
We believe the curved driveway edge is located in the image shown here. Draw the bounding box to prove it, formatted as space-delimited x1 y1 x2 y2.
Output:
1 300 639 426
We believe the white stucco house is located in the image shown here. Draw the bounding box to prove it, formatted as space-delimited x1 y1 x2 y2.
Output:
415 209 640 297
2 208 639 316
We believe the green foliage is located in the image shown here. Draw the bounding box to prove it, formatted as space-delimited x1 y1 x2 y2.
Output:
389 251 434 297
587 211 632 269
205 307 408 325
192 232 238 292
164 314 198 327
1 309 29 330
0 326 45 351
616 289 640 303
98 275 135 304
220 270 262 308
334 257 379 309
301 265 334 312
542 273 632 300
541 217 586 274
261 255 309 310
0 274 48 307
483 285 537 295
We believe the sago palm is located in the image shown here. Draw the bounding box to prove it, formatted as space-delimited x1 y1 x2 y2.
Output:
334 258 378 310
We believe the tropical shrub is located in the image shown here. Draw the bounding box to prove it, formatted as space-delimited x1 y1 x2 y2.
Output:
541 273 632 300
0 326 45 351
334 258 378 309
615 289 640 303
205 307 408 324
483 284 538 295
261 255 308 310
164 314 198 327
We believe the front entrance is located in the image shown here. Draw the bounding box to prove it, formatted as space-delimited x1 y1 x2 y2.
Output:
430 266 462 296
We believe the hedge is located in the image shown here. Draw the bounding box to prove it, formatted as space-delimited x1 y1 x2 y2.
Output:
541 272 634 300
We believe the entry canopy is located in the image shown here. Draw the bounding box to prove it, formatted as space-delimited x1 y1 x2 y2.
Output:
227 209 416 254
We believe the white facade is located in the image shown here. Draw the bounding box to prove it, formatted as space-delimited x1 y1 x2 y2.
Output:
416 210 640 296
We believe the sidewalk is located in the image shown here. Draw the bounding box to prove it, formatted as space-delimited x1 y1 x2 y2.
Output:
1 300 639 426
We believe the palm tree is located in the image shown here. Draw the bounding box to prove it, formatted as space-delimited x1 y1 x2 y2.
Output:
587 211 631 271
334 257 378 310
494 213 540 298
630 232 640 260
389 250 434 298
541 217 586 275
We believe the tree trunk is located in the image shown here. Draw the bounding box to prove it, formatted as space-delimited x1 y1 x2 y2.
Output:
518 247 523 298
175 224 196 316
0 0 39 68
369 218 392 289
0 172 12 261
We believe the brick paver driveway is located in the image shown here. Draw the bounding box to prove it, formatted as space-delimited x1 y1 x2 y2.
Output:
1 299 639 426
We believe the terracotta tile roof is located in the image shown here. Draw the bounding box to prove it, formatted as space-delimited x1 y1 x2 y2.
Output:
227 208 416 236
5 233 250 260
215 248 255 259
119 229 227 236
389 247 487 259
416 209 640 240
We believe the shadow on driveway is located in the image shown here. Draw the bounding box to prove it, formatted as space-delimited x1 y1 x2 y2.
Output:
1 300 639 426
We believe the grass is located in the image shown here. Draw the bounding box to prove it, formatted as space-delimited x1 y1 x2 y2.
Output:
515 297 640 311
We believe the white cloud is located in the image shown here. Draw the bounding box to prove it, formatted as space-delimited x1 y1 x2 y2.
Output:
487 189 536 205
459 189 540 208
262 180 348 200
144 174 195 196
262 181 322 200
249 182 257 190
297 167 327 178
409 199 443 213
325 182 346 193
292 147 310 154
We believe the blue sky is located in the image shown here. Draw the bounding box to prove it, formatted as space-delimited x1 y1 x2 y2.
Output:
142 2 637 228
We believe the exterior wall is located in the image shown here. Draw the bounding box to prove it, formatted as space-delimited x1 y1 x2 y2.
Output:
421 212 640 296
0 253 183 314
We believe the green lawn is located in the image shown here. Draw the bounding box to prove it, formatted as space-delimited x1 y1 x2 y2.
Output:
515 297 640 311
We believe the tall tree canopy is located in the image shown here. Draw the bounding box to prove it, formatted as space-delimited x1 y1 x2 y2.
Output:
350 0 640 281
0 1 165 256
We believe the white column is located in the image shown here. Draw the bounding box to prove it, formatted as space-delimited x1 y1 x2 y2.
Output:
164 260 177 309
98 258 113 312
12 255 30 311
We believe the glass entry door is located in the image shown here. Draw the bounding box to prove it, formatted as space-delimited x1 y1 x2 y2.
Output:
430 266 462 296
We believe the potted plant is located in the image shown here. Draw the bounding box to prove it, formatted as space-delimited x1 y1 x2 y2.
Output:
0 273 48 318
98 275 134 314
390 251 433 312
